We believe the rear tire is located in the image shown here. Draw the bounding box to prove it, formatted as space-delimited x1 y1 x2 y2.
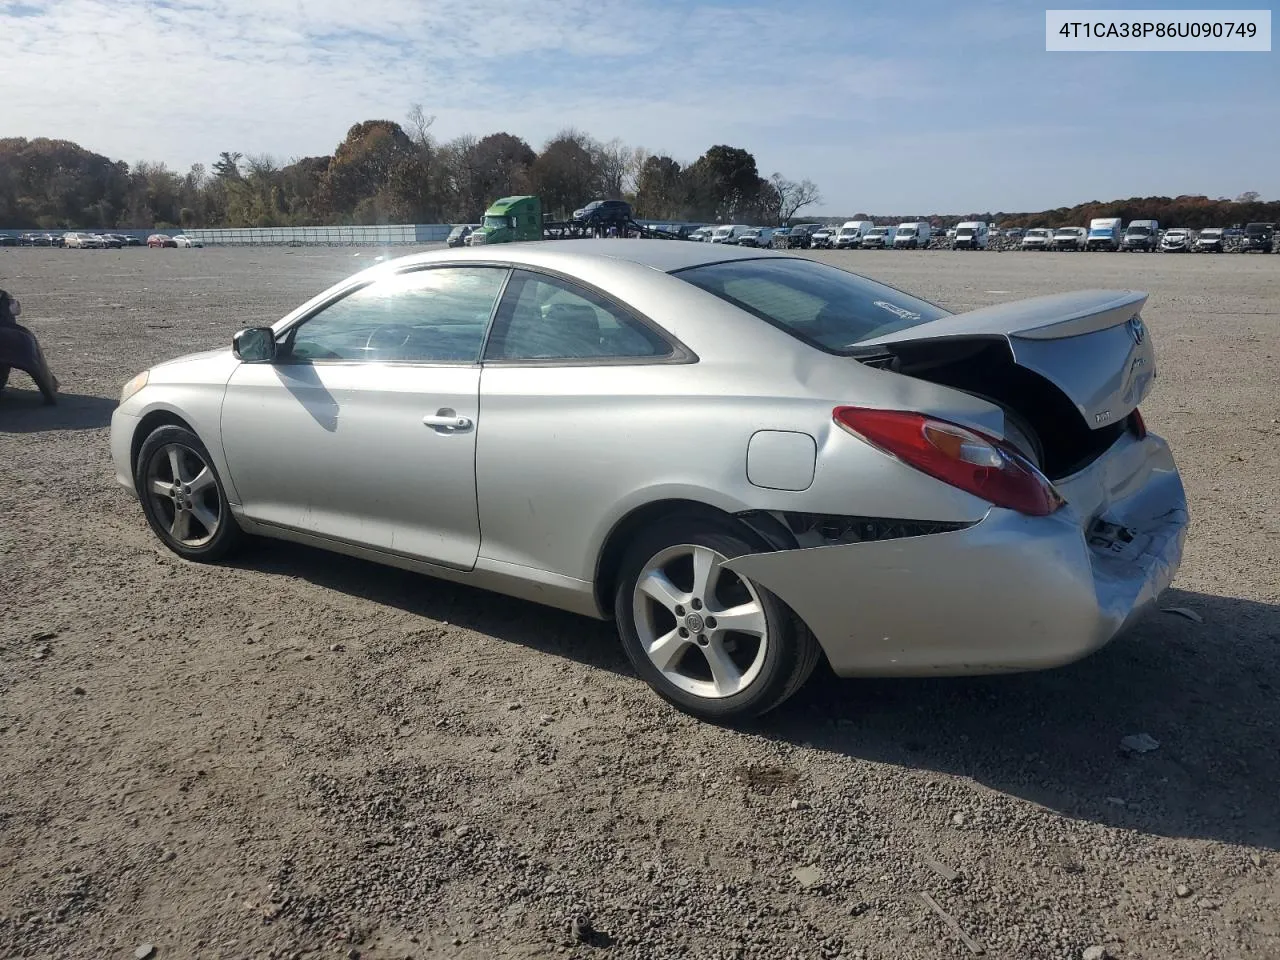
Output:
614 515 821 721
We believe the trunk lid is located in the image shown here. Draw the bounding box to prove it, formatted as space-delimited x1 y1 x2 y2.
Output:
856 290 1155 430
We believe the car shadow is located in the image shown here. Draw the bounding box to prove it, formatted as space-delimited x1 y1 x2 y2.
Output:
0 388 117 432
761 587 1280 851
240 539 628 675
231 540 1280 852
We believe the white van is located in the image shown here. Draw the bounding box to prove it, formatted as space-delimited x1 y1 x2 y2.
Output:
1121 219 1159 252
893 222 931 249
952 221 989 250
736 226 774 248
1087 217 1124 251
860 225 897 249
834 220 874 249
710 224 751 244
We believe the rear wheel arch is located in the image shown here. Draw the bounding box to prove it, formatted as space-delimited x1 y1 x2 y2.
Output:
592 499 795 619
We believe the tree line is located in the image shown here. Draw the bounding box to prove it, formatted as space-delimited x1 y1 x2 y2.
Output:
0 107 823 230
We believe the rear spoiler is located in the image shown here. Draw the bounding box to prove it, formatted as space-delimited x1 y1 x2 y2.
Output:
858 290 1148 347
858 291 1154 431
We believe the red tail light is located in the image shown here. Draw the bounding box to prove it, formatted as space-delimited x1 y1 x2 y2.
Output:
833 406 1064 517
1129 408 1147 439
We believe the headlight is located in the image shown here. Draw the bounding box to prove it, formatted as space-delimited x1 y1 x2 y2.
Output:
120 370 149 404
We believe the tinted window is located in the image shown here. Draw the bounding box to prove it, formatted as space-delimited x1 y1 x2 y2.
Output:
675 258 949 351
485 270 672 361
285 267 507 364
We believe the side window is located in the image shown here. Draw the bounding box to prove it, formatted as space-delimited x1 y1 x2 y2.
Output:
284 267 507 364
484 270 672 361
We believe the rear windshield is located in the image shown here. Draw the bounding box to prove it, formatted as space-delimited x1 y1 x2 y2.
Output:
1246 224 1272 234
674 258 949 352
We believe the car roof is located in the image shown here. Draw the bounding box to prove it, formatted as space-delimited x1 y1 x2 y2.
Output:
388 238 790 275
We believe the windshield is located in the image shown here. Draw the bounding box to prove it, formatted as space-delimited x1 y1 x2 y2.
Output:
713 227 733 236
1027 230 1048 238
867 228 887 236
1200 229 1222 237
898 227 916 236
482 215 511 230
1126 226 1151 236
675 258 949 353
956 228 974 236
1246 224 1271 235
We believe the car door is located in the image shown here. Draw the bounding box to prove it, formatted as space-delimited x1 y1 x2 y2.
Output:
220 265 509 569
475 268 690 579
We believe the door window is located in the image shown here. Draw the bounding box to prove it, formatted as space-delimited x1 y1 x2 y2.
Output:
283 267 507 364
484 270 672 361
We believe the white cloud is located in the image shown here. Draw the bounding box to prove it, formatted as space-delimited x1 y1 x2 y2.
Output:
2 0 1275 212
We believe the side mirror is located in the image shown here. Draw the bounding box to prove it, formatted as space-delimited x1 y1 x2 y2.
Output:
233 326 276 363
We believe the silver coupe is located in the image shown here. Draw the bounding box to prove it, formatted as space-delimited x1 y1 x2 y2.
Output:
110 241 1188 719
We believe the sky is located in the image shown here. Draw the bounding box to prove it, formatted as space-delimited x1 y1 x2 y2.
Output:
1 0 1276 214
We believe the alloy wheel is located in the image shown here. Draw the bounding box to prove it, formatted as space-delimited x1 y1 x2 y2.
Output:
631 544 769 699
145 442 221 547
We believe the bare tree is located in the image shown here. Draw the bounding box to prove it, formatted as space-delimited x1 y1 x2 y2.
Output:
770 173 822 224
1236 190 1261 203
594 137 632 199
406 103 436 150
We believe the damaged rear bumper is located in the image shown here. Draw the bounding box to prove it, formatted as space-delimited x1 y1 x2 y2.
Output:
723 433 1187 677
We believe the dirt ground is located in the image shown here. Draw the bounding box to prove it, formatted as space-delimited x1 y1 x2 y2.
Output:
1 245 1278 960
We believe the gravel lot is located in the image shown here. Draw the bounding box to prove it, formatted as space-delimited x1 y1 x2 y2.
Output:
2 245 1278 960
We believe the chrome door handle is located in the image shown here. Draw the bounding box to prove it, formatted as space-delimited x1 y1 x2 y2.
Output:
423 413 473 431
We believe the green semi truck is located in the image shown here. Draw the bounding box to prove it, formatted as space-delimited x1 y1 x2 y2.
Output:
470 196 544 245
469 195 679 245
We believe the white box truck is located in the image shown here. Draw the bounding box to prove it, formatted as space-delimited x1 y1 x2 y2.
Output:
1087 217 1124 251
893 222 932 249
952 221 989 250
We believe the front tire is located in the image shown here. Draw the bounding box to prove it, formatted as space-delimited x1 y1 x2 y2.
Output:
134 424 243 562
614 516 821 721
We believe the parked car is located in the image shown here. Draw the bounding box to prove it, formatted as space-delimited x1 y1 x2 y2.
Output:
785 224 821 248
1021 228 1054 251
1159 228 1195 253
174 235 204 248
860 225 897 249
835 221 874 249
147 234 178 248
952 222 989 250
736 227 774 248
1051 227 1088 251
1121 220 1159 252
63 232 105 249
893 223 931 249
446 224 479 248
572 199 633 226
1240 222 1275 253
1002 228 1025 242
808 226 837 249
769 227 792 249
0 235 17 247
98 233 124 249
1087 218 1124 252
1194 227 1225 253
109 240 1186 720
710 224 751 244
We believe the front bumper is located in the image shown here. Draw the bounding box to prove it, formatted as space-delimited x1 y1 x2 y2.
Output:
724 433 1187 677
110 408 140 493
